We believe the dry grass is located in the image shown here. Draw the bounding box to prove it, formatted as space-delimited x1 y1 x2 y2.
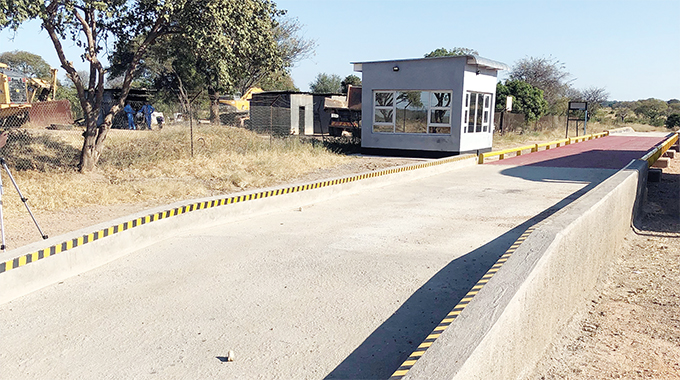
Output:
1 121 672 218
0 124 351 216
492 122 671 151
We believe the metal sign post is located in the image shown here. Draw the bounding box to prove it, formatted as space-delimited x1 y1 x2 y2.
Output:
566 101 588 138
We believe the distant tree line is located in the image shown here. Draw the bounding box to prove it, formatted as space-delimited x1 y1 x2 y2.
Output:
419 48 680 131
308 73 361 94
607 98 680 128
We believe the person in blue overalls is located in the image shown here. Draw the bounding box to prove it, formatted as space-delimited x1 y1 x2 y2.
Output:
124 103 136 130
140 103 155 130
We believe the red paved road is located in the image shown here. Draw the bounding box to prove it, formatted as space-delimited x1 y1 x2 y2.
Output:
487 136 668 169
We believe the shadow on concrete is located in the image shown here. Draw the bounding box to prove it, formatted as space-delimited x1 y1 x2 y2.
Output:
497 164 618 195
324 185 598 380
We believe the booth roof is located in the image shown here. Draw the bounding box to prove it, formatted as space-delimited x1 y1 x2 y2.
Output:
352 55 509 72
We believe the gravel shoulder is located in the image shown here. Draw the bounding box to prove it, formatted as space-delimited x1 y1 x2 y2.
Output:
530 155 680 379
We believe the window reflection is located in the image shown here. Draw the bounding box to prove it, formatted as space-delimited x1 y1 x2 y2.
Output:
373 90 452 135
375 92 394 106
374 109 394 123
396 91 427 133
431 92 451 108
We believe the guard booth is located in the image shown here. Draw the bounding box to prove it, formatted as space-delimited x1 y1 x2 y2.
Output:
354 55 509 156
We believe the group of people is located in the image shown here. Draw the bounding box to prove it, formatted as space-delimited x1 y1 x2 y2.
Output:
123 102 162 130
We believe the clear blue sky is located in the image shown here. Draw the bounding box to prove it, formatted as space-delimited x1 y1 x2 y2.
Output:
1 0 678 101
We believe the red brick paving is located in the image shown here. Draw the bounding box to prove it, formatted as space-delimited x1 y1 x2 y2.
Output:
487 136 668 169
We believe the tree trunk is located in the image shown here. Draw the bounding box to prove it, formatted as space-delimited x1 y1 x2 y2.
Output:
79 115 99 171
208 88 220 124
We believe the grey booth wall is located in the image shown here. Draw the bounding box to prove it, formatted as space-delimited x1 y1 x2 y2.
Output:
360 57 467 152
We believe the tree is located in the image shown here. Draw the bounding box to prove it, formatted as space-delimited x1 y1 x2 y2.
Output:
0 50 53 79
570 86 610 116
634 98 668 126
424 47 478 57
1 1 285 169
496 80 548 123
309 73 342 93
509 56 572 113
2 1 177 171
189 2 282 125
109 32 205 118
236 16 315 95
340 74 361 93
258 70 298 91
666 113 680 129
614 107 632 123
112 12 307 124
667 99 680 114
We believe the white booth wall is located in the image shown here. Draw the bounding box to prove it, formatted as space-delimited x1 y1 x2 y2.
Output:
459 66 498 153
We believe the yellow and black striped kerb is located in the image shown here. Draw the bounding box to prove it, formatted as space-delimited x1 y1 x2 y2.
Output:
0 155 473 275
641 132 679 167
388 226 537 380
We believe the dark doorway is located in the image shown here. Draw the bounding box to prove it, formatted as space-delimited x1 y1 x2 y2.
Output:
299 106 305 135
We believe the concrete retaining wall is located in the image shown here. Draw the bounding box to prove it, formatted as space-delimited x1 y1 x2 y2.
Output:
405 159 648 379
0 155 477 305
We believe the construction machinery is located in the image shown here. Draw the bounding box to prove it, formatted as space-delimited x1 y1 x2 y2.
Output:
219 87 263 112
324 85 362 137
218 87 263 126
0 63 58 128
0 63 31 128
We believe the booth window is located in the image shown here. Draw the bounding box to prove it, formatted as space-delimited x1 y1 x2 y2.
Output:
373 91 395 132
464 92 492 133
373 90 452 134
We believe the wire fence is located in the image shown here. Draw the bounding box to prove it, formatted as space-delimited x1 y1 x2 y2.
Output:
248 93 295 137
0 95 340 172
0 98 170 171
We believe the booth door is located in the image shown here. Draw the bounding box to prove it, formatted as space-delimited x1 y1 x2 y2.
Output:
298 106 305 135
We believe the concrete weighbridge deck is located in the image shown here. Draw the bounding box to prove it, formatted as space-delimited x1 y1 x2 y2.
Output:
0 132 671 379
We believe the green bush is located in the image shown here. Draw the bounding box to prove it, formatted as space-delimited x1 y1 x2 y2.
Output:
666 113 680 129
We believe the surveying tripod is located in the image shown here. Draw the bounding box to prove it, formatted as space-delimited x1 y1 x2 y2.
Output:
0 157 48 251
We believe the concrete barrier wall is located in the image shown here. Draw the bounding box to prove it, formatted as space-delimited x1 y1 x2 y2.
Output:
0 155 477 305
405 159 648 380
607 126 636 134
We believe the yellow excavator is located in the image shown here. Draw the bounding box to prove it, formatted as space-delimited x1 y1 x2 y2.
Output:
0 62 58 128
218 87 262 126
219 87 263 111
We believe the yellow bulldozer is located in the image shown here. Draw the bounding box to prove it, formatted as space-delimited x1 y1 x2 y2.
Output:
0 62 58 128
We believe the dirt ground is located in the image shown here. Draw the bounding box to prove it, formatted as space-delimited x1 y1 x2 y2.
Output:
531 153 680 379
